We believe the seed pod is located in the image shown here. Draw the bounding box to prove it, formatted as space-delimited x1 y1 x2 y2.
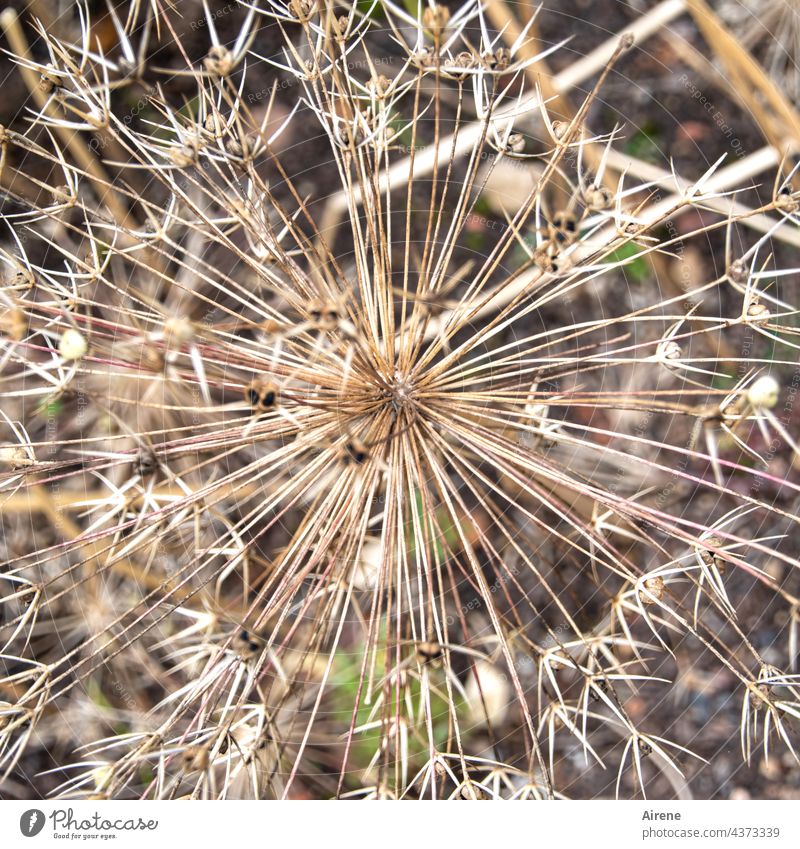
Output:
550 210 578 244
181 745 209 772
0 444 32 469
289 0 316 21
343 438 368 465
658 339 682 362
640 575 665 604
422 5 450 38
308 300 341 329
416 641 443 664
492 47 511 70
204 45 234 77
506 133 525 154
698 535 726 574
233 629 264 660
747 375 779 409
728 258 748 284
59 328 88 361
39 65 62 94
0 306 26 341
583 184 614 211
746 300 770 326
247 379 279 412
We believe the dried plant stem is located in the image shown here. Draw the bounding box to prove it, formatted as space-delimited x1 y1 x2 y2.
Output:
0 7 132 225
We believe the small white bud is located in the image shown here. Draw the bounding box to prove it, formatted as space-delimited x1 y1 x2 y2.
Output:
747 375 780 409
59 328 88 361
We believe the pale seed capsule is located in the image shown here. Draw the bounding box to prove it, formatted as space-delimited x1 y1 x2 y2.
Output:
583 184 614 211
506 133 525 154
39 66 62 94
289 0 316 21
204 45 234 77
747 375 780 409
640 575 665 604
246 379 279 412
746 301 770 326
0 444 32 469
728 258 748 284
0 306 26 341
233 629 264 660
416 641 443 665
658 339 682 362
181 745 209 772
59 328 88 361
422 4 450 37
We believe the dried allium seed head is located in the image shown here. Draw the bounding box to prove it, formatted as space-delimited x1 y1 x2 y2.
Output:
747 375 780 409
58 328 88 361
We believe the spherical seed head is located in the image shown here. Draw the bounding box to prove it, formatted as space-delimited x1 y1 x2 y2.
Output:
747 375 780 409
59 328 88 361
